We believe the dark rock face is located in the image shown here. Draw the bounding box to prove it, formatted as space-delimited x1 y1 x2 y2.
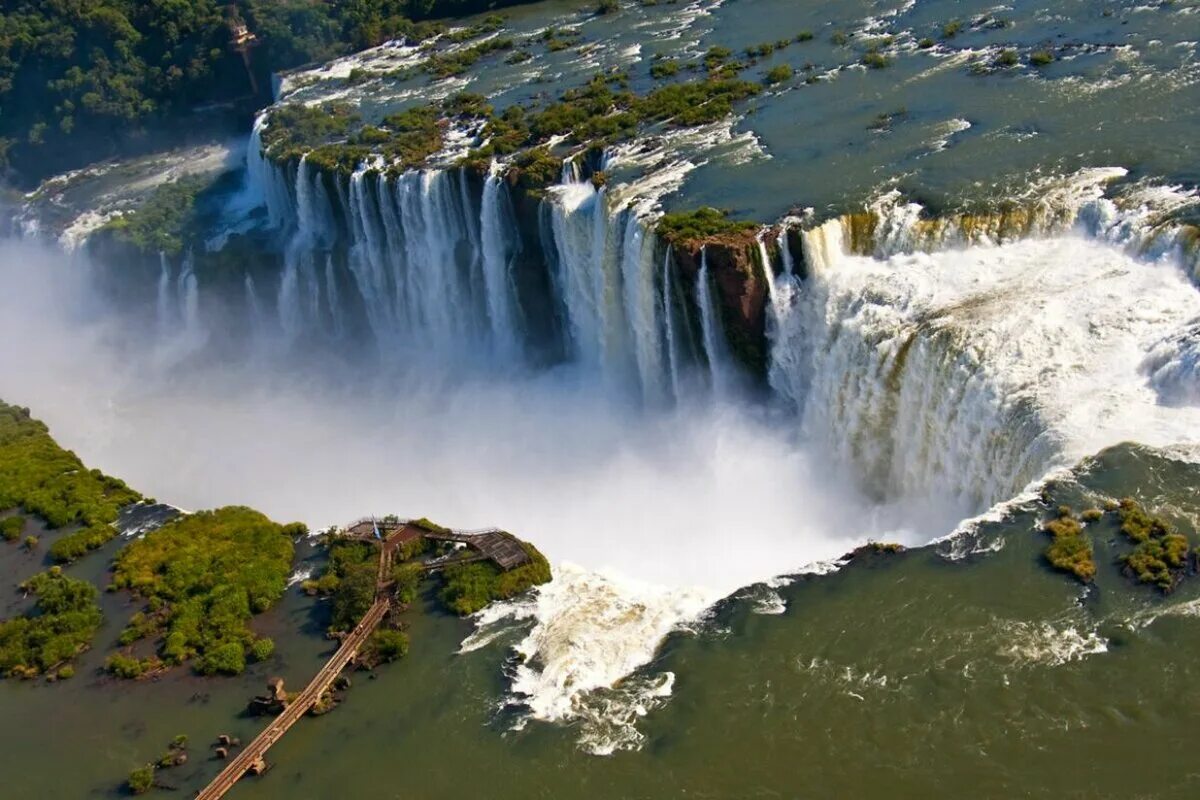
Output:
669 232 772 380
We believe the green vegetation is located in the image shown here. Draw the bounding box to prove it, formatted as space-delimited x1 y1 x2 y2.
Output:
362 628 409 664
49 524 120 564
260 102 361 161
862 51 890 70
439 541 551 615
0 568 103 679
657 207 758 246
105 652 160 679
764 65 794 85
1030 49 1055 67
1041 507 1095 583
110 507 298 674
0 401 141 530
1 515 23 542
942 20 963 38
597 0 621 14
1117 498 1192 591
996 49 1019 68
0 1 532 182
650 58 680 79
918 37 935 49
100 177 206 256
304 537 380 633
424 36 514 77
127 764 155 795
795 31 814 43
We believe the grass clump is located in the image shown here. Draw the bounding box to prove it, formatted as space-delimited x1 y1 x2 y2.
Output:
764 64 794 85
650 58 679 79
127 764 155 795
0 401 141 531
439 541 551 615
1041 506 1095 583
657 207 759 246
942 20 963 38
0 568 102 679
110 507 298 675
1117 498 1192 591
1030 49 1055 67
862 50 890 69
1 515 23 541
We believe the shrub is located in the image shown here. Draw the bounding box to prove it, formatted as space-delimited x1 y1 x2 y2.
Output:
862 51 890 69
796 31 814 42
105 653 147 680
831 31 849 46
1 515 24 541
1041 508 1095 583
597 0 620 14
918 37 935 49
363 629 409 664
942 20 962 38
996 49 1019 67
22 535 37 550
249 638 275 663
128 765 155 795
650 59 679 79
764 64 794 85
1030 49 1055 67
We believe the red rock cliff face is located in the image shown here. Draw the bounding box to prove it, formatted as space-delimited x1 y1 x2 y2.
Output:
669 230 774 379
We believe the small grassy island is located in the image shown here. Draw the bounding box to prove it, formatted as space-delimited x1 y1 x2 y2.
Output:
1116 498 1193 592
1041 505 1096 583
0 567 102 679
108 507 303 677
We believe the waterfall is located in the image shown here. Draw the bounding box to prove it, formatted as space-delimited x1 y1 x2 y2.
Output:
156 253 173 337
695 248 734 399
619 210 668 405
179 252 200 342
480 163 522 362
762 232 810 410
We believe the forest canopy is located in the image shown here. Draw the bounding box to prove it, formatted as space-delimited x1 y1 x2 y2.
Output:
0 0 534 182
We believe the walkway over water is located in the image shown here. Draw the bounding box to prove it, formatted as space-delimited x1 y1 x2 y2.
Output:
194 517 529 799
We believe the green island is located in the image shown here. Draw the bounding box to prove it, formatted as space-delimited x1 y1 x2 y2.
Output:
0 567 102 679
1041 505 1096 583
1038 497 1197 592
1116 498 1193 591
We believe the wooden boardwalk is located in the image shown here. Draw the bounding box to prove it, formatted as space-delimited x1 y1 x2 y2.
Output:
194 598 389 799
194 516 530 799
